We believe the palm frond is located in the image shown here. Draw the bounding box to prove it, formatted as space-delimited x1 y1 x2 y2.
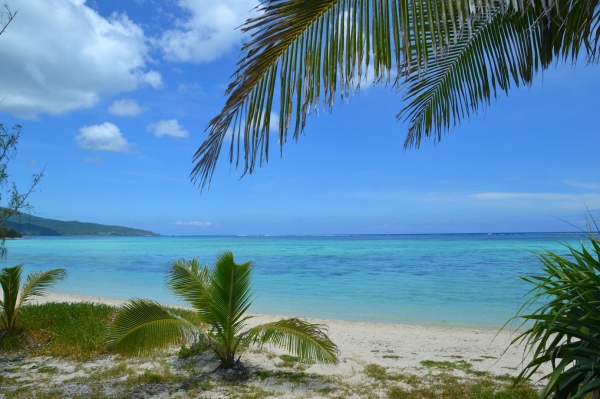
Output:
191 0 599 188
207 252 254 349
245 317 339 364
0 265 21 330
395 0 599 147
400 4 547 147
191 0 486 188
106 299 197 355
18 268 66 306
167 258 210 311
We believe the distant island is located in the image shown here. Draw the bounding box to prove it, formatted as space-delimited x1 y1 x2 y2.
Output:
3 211 159 237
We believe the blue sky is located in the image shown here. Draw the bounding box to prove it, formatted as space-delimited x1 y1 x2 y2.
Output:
0 0 598 235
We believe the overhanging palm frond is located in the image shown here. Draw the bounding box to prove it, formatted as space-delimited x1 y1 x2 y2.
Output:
106 299 197 355
400 4 547 148
397 0 599 147
192 0 489 189
192 0 599 188
246 318 339 364
167 258 210 311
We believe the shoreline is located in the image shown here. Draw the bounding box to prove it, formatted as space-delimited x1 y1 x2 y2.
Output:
38 291 511 331
34 291 546 378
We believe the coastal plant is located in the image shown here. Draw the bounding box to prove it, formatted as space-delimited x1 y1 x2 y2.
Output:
106 252 339 369
0 264 66 333
509 229 600 398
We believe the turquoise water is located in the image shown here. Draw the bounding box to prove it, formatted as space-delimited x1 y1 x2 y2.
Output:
1 233 587 327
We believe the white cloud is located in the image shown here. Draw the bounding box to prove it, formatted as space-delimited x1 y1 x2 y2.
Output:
108 99 144 116
75 122 132 152
157 0 258 63
147 119 189 138
175 221 212 227
0 0 160 118
142 70 163 89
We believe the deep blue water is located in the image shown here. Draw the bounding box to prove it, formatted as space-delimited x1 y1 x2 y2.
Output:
2 233 588 327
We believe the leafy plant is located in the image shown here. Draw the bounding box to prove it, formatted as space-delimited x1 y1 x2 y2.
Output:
0 264 66 333
510 230 600 398
106 252 339 369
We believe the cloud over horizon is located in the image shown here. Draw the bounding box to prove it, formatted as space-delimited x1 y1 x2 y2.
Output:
175 220 212 227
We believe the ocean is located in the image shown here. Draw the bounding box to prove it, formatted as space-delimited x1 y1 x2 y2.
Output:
2 233 587 328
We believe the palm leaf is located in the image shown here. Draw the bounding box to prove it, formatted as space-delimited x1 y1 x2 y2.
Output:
106 299 197 355
401 0 600 147
191 0 599 188
167 258 210 311
18 268 66 307
400 5 541 147
206 252 254 352
245 317 339 364
0 265 21 330
191 0 480 189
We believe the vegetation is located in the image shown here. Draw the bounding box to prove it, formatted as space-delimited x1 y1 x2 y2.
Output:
0 227 21 238
189 0 599 188
0 302 200 359
0 302 541 398
510 231 600 398
106 252 339 368
5 210 159 237
0 265 66 333
0 301 541 398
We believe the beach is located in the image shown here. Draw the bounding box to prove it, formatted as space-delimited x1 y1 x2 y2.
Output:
36 291 546 380
0 290 551 398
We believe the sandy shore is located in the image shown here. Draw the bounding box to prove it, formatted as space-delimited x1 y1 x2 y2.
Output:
35 291 542 379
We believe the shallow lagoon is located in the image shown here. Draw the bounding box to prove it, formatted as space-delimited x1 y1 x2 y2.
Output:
3 233 585 327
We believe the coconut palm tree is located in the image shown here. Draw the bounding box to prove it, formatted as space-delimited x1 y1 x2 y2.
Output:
509 229 600 398
190 0 599 189
106 252 339 369
0 264 66 333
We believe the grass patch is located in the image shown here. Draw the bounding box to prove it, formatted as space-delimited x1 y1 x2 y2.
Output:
361 363 537 399
278 354 300 368
421 359 489 377
386 375 539 399
0 302 114 359
0 302 203 360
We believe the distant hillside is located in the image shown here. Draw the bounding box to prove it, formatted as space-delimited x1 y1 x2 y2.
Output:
5 211 159 237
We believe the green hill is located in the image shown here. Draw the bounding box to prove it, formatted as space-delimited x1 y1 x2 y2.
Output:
5 212 159 237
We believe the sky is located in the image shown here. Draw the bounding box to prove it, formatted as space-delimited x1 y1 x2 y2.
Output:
0 0 598 235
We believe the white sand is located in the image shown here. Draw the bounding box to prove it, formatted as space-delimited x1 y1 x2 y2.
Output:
35 291 542 379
